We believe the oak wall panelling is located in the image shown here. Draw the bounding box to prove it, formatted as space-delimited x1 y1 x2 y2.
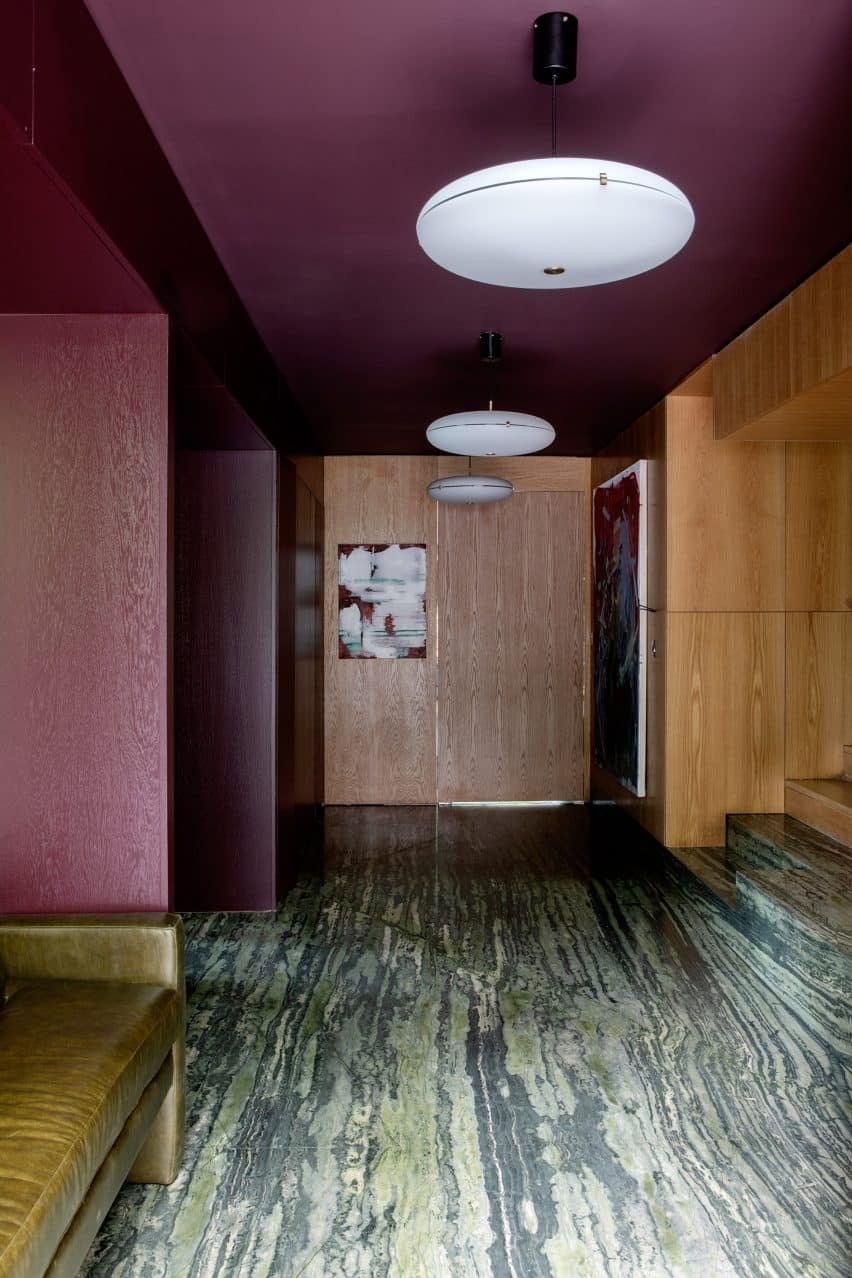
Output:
324 456 439 804
439 456 589 493
439 457 592 793
438 491 586 802
175 450 277 910
712 297 792 441
0 314 170 912
785 442 852 612
789 245 851 397
666 612 785 846
666 396 785 611
713 245 852 442
785 612 852 780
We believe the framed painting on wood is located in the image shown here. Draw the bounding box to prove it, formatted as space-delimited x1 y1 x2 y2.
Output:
592 461 648 795
338 543 427 658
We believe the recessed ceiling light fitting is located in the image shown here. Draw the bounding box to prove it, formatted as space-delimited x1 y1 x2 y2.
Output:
416 13 694 289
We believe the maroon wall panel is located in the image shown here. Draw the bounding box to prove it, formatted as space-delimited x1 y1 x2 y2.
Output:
0 133 156 314
293 477 324 842
0 314 170 912
276 458 297 896
174 450 277 910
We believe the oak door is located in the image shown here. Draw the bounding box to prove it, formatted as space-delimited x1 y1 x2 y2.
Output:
438 491 585 801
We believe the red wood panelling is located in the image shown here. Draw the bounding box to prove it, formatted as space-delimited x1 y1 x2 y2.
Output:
174 450 277 910
0 314 170 911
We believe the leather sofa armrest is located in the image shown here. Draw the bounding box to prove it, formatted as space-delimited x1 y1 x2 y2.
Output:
0 914 184 990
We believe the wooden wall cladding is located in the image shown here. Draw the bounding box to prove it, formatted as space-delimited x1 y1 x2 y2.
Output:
713 297 791 440
785 442 852 611
438 491 586 802
713 245 852 442
789 245 851 396
175 450 277 910
667 396 785 611
666 613 785 846
785 612 852 780
324 457 438 804
0 314 170 912
438 455 589 492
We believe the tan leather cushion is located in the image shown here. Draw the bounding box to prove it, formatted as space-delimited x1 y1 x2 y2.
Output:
0 980 179 1278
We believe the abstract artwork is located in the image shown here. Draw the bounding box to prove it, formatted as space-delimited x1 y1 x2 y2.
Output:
593 461 648 795
338 543 427 659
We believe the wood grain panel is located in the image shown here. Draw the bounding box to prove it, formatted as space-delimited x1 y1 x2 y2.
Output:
720 368 852 441
713 296 791 440
437 456 589 491
439 492 585 801
785 442 852 611
0 314 170 912
175 450 277 910
785 779 852 847
785 612 852 779
789 244 851 395
667 396 785 611
666 613 785 846
324 457 438 804
670 360 712 397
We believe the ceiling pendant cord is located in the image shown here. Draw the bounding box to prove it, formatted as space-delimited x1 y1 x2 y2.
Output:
551 72 558 157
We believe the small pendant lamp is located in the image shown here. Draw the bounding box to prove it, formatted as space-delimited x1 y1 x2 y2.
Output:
427 474 514 504
426 332 555 457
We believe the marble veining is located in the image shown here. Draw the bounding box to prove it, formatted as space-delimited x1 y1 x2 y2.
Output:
80 806 851 1278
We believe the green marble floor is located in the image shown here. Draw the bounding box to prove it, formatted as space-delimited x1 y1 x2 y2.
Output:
81 806 851 1277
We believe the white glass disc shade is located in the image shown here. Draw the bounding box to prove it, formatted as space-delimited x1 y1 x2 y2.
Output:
427 410 555 457
417 156 694 288
427 475 514 505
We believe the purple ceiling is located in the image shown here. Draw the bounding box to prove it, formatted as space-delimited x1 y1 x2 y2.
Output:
84 0 852 454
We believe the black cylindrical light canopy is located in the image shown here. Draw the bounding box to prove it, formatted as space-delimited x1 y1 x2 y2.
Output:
532 12 578 85
479 331 503 363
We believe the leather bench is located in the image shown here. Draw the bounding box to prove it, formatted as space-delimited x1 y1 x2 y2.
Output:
0 915 185 1278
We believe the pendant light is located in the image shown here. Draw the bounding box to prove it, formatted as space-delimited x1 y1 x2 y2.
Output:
427 474 514 504
426 332 555 456
416 13 694 289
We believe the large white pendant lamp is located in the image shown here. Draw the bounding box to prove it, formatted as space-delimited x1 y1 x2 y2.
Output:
427 474 514 504
416 14 694 289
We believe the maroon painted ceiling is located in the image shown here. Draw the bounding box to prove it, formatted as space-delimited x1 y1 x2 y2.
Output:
84 0 852 455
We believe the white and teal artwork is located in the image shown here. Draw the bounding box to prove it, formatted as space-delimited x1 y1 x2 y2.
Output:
338 543 427 659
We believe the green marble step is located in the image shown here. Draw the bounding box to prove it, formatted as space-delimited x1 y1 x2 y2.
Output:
726 813 852 961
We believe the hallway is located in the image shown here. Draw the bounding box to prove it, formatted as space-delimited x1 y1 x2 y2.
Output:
79 807 849 1277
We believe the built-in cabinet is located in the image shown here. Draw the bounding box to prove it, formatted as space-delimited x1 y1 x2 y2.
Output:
594 246 851 847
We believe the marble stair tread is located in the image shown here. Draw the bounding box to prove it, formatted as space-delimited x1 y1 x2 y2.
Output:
727 813 852 959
